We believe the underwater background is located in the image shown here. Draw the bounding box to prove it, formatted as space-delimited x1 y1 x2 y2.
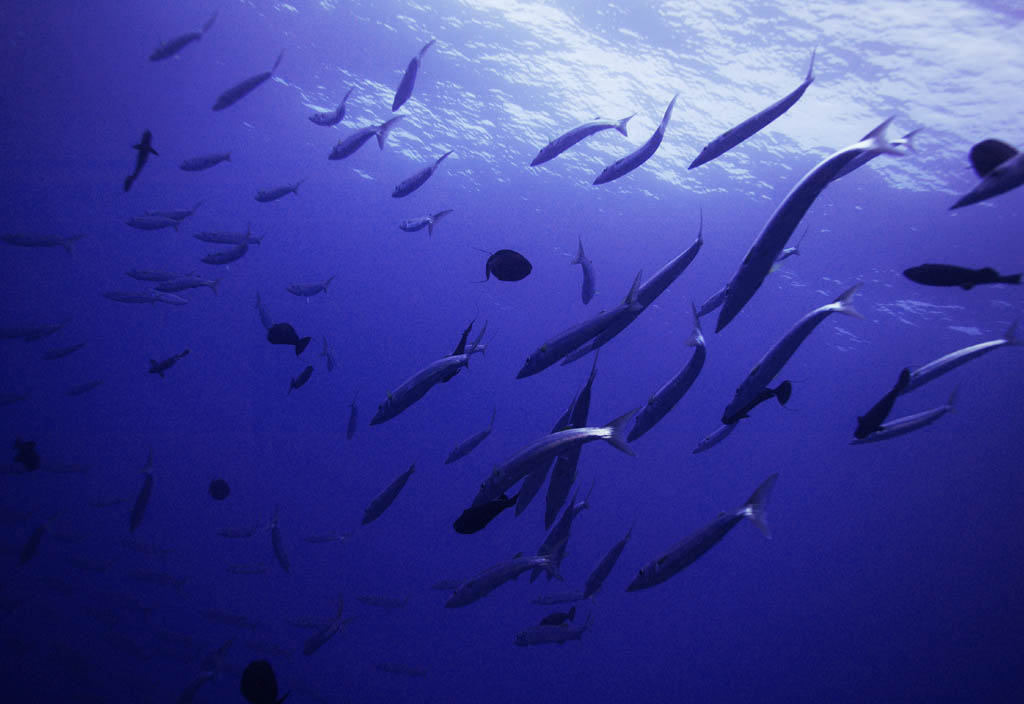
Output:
1 1 1023 701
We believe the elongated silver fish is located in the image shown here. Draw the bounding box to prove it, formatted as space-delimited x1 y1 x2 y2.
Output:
515 613 591 646
286 275 335 298
194 225 262 246
572 236 596 304
362 464 415 524
302 595 345 656
126 216 179 231
126 269 182 282
392 39 436 112
1 232 84 254
901 320 1020 394
149 12 217 61
392 150 452 198
399 209 453 237
951 138 1024 209
444 407 495 464
583 521 634 599
255 179 304 203
849 389 956 444
445 554 557 608
212 50 284 111
532 115 634 166
155 276 218 295
329 116 404 159
201 241 249 265
593 94 676 185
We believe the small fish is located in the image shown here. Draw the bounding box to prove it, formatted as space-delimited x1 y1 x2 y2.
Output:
146 200 205 221
155 276 218 295
102 290 160 304
572 236 596 303
180 153 231 171
399 209 453 237
539 605 576 626
478 248 532 282
531 590 584 605
41 341 86 360
195 225 262 246
445 407 495 464
267 323 311 356
270 507 289 573
126 269 182 282
594 94 676 185
392 39 436 112
515 614 591 646
149 349 190 378
446 554 558 608
329 117 404 160
129 450 154 533
309 87 354 126
149 12 217 61
583 520 634 599
903 264 1021 289
321 337 336 372
288 365 314 394
301 596 347 656
1 232 84 254
255 179 304 203
125 215 178 231
66 379 103 396
531 115 634 166
346 394 358 439
854 368 911 439
286 275 335 298
13 438 40 471
392 150 452 198
201 241 249 265
124 129 157 192
240 659 289 704
951 138 1024 209
362 464 416 525
775 226 808 263
212 51 284 111
453 493 518 534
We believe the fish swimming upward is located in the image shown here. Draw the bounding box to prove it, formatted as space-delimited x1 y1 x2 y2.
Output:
149 12 217 61
310 86 354 126
124 130 157 192
212 51 284 111
594 94 677 185
392 39 436 111
531 114 634 166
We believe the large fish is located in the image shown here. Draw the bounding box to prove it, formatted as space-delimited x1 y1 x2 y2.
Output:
212 51 284 111
267 322 311 356
715 118 901 332
951 138 1024 209
850 389 956 444
688 49 815 169
392 39 436 112
310 86 354 126
362 464 415 525
901 320 1020 394
572 236 596 304
453 493 517 534
329 116 404 160
445 554 557 608
124 130 157 192
531 114 634 166
240 659 289 704
392 150 453 198
286 275 334 298
149 12 217 61
593 94 676 185
627 474 778 591
201 241 249 265
903 263 1020 289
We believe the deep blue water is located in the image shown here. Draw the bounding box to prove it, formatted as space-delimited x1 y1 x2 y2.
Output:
2 1 1023 702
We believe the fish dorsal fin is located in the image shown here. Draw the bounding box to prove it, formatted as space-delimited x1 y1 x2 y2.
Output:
969 139 1018 177
623 270 643 305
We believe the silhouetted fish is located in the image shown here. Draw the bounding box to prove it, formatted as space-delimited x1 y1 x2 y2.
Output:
479 249 532 282
392 39 436 111
903 264 1020 289
288 365 314 394
240 660 288 704
124 130 157 192
855 368 911 439
453 493 517 534
951 138 1024 209
209 478 230 501
149 349 189 378
213 51 284 111
267 323 311 356
13 438 40 471
539 605 576 626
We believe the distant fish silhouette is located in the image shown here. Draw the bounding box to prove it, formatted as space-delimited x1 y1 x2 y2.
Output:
13 438 40 471
267 323 311 356
477 248 532 282
392 39 436 112
124 130 157 192
903 263 1020 289
951 138 1024 209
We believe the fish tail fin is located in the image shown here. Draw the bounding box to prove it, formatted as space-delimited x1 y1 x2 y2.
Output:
601 408 638 457
686 302 704 347
857 116 903 157
571 237 585 265
295 337 311 356
148 146 159 156
1003 318 1021 346
901 128 923 154
324 275 336 291
377 116 404 149
623 269 643 306
774 380 792 406
742 473 779 538
831 283 863 318
419 38 437 59
616 114 635 137
437 150 454 165
660 93 679 129
805 46 816 84
999 273 1022 285
272 49 285 73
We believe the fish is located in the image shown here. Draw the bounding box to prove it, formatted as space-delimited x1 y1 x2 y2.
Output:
66 379 103 396
154 291 189 306
255 179 304 203
539 605 576 626
628 304 706 442
951 138 1024 209
195 225 263 246
125 215 178 231
513 399 574 522
627 474 778 591
399 209 453 237
517 271 643 378
723 381 792 423
212 50 284 111
583 520 634 599
240 659 289 704
303 532 349 544
126 269 182 282
288 365 314 394
515 614 591 646
444 407 496 464
154 276 218 295
346 394 358 439
362 463 416 525
833 128 922 180
470 409 636 507
302 595 346 656
329 116 404 159
716 118 902 332
392 150 453 198
901 320 1021 394
124 129 157 192
532 485 592 581
355 595 408 609
202 241 249 266
321 337 336 372
531 590 584 605
310 86 354 126
129 450 154 533
453 493 518 534
392 39 436 111
1 232 84 254
180 153 231 171
15 319 69 342
572 236 596 304
102 290 161 304
286 275 335 298
13 438 40 471
208 479 230 500
270 508 289 573
854 368 912 439
256 292 274 331
850 390 956 444
146 200 205 221
149 12 217 61
531 114 634 166
40 341 86 360
445 554 558 608
149 349 190 378
903 264 1021 289
478 248 532 282
688 49 816 169
722 285 860 424
19 524 46 565
375 662 428 677
593 94 677 185
774 226 808 263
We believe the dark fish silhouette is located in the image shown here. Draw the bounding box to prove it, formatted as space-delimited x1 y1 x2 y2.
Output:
392 39 436 111
149 349 189 378
213 51 284 111
149 12 217 61
288 365 314 394
854 368 911 439
13 438 40 471
346 395 358 440
129 450 154 533
478 249 532 282
267 323 311 356
453 493 517 534
903 264 1020 289
19 524 46 565
240 660 289 704
124 130 157 192
209 478 230 501
539 605 576 626
951 138 1024 209
722 381 792 425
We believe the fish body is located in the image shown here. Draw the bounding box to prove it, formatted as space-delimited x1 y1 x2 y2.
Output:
124 129 158 191
286 275 334 298
267 323 311 355
41 341 86 360
103 290 160 304
445 407 495 464
539 605 576 626
392 39 436 111
321 337 336 372
723 285 860 424
180 153 230 171
902 320 1020 394
126 216 178 231
195 227 262 246
241 659 289 704
515 618 589 646
129 452 154 533
531 489 590 581
346 397 358 439
903 264 1020 289
724 381 792 423
850 391 956 444
399 209 453 236
362 464 415 524
330 116 404 159
392 150 452 198
952 139 1024 209
310 87 354 126
482 249 532 281
689 50 815 169
154 291 188 306
201 241 249 265
593 94 676 185
572 237 596 303
66 379 103 396
149 12 217 61
531 114 634 166
627 474 778 591
126 269 181 282
288 365 314 394
212 51 284 111
19 525 46 564
1 232 84 254
271 509 289 573
255 179 304 203
532 590 584 605
583 522 633 599
716 118 901 332
833 128 922 180
854 368 911 439
155 276 218 294
445 554 557 608
453 493 517 534
149 349 190 378
13 438 40 471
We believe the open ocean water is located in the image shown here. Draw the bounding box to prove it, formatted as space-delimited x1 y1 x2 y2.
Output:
1 1 1023 702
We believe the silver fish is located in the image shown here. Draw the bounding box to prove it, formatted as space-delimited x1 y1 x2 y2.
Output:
445 554 557 608
952 138 1024 209
444 407 495 464
1 232 84 254
201 241 249 265
593 94 676 185
125 216 179 231
531 115 633 166
362 464 415 525
286 275 335 298
212 50 284 111
310 87 353 126
583 521 634 599
255 179 304 203
392 39 436 112
329 117 404 159
392 150 453 198
572 236 596 304
901 320 1020 394
149 12 217 61
850 390 956 444
399 209 453 236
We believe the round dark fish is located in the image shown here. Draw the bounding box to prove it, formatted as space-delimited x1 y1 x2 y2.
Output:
539 605 576 626
453 493 517 534
267 323 311 356
481 249 532 282
241 660 288 704
13 438 40 471
209 478 230 501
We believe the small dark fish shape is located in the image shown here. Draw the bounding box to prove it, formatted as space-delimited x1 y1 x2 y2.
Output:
267 323 311 356
213 51 284 111
722 381 792 425
854 368 911 440
288 365 314 394
539 605 576 626
240 659 288 704
13 438 40 471
453 493 517 534
310 86 353 126
149 12 216 61
392 39 436 112
478 249 532 282
209 478 230 501
149 349 189 378
903 264 1021 290
392 150 452 198
124 130 157 192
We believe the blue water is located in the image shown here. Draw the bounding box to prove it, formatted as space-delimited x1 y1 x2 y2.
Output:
2 1 1023 702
